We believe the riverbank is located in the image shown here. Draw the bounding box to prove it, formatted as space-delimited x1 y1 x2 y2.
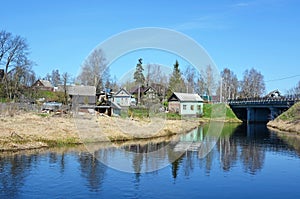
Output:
267 102 300 133
0 103 242 152
0 112 203 151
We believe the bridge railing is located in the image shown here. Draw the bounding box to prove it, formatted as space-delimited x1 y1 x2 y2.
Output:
228 97 300 105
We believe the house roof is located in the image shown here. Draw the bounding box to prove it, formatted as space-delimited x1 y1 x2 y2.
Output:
265 89 281 98
67 85 96 96
170 92 204 102
114 88 131 97
37 80 53 87
131 86 156 95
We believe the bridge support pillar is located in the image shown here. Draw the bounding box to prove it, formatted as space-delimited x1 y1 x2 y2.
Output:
247 107 254 123
269 107 279 120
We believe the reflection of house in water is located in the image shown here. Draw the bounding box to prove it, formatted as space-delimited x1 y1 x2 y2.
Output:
173 127 203 152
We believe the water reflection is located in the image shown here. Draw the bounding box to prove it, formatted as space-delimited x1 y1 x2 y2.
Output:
1 124 300 198
78 152 107 192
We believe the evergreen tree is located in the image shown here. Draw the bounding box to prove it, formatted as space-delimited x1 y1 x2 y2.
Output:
168 60 185 97
133 58 145 85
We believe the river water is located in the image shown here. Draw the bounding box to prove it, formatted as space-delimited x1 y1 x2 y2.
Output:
1 123 300 199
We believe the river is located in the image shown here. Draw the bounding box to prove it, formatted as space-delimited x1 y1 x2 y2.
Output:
1 123 300 199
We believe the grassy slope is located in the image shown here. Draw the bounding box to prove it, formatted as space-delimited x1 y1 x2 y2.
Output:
203 103 242 122
267 102 300 133
277 102 300 122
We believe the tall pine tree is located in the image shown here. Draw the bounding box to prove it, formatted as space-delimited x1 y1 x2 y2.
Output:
133 58 145 85
168 60 185 97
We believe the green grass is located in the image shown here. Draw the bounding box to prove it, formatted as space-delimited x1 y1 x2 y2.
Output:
37 113 50 117
277 102 300 122
128 107 149 118
203 103 240 120
166 112 181 120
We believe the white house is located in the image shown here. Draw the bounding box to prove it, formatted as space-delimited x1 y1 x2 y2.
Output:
113 88 132 107
168 92 204 117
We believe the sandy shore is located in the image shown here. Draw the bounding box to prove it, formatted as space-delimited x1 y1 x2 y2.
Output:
0 112 203 151
267 119 300 133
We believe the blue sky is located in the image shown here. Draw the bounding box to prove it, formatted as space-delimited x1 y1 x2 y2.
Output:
1 0 299 94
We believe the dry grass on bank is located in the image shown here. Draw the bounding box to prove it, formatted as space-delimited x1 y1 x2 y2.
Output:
0 112 202 151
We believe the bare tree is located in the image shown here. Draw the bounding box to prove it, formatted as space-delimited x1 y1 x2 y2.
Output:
62 72 70 105
145 63 169 99
200 65 217 96
240 68 265 98
184 65 197 93
0 30 32 99
218 68 239 101
286 80 300 97
51 69 61 87
77 48 109 92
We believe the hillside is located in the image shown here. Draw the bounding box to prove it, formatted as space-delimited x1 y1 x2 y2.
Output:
267 102 300 133
202 103 242 123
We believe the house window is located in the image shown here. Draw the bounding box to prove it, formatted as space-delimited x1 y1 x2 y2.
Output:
197 105 201 110
183 105 187 110
191 105 194 110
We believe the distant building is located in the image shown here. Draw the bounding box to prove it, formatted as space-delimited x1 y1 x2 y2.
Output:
168 92 204 117
32 79 54 91
67 85 96 106
131 85 158 104
265 89 282 99
113 88 132 107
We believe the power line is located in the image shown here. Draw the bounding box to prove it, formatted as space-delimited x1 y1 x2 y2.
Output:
265 74 300 82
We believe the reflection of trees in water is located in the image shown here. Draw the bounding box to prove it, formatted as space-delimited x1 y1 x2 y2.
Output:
218 136 238 171
122 141 172 173
77 152 107 192
172 124 268 176
240 141 265 174
0 154 38 198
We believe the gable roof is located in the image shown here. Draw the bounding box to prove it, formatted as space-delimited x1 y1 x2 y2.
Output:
67 85 96 96
130 86 157 95
33 79 53 88
144 86 157 94
114 88 131 97
169 92 203 102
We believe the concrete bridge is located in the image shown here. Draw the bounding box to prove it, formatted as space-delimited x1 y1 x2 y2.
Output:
228 98 300 123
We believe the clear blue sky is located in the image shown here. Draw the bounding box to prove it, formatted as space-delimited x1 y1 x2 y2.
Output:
1 0 299 94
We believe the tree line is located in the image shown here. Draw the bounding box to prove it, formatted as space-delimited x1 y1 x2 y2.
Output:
2 30 299 103
128 57 267 102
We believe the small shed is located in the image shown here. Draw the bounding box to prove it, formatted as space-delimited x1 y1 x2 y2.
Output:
113 88 132 107
32 79 54 91
67 85 96 106
168 92 204 117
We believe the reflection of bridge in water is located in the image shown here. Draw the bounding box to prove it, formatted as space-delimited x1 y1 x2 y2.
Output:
228 98 300 123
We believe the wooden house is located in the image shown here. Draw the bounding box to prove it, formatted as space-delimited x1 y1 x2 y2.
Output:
113 88 132 107
67 85 96 107
168 92 204 117
130 85 158 104
32 79 54 91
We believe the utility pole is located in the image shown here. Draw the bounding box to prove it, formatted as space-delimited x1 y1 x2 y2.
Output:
220 78 223 103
